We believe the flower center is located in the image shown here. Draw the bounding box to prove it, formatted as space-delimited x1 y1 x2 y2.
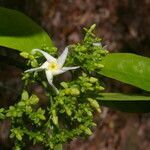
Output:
48 62 59 71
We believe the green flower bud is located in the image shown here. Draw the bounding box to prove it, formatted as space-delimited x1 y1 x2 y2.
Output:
25 106 32 113
22 73 30 80
0 108 4 113
16 133 22 141
86 111 92 116
65 107 72 116
88 98 101 113
96 86 105 91
18 101 25 107
70 88 80 96
52 110 58 125
31 59 38 67
21 91 29 100
14 145 21 150
60 82 68 88
83 83 92 88
52 116 58 126
30 95 39 104
20 52 29 59
85 127 92 135
0 108 5 119
89 24 96 32
28 54 34 60
80 125 92 135
38 114 46 120
64 88 71 95
89 77 98 83
95 63 104 68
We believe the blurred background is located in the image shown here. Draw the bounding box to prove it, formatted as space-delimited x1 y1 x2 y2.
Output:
0 0 150 149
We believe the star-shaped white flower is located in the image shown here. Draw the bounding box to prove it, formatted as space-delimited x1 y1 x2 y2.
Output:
25 47 79 94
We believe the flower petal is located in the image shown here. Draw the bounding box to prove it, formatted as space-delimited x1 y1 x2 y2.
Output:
45 70 53 84
25 67 44 73
62 66 80 71
41 61 49 69
45 70 59 94
32 49 56 62
53 66 80 76
57 47 68 67
52 69 66 76
93 42 102 47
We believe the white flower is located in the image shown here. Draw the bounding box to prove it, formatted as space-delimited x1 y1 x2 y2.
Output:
93 42 108 49
25 47 79 94
93 42 102 47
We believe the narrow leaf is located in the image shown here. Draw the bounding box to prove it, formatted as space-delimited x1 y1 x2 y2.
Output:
98 93 150 112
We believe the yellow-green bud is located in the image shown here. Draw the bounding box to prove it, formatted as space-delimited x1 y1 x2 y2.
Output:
70 88 80 96
64 88 71 95
25 106 32 113
18 101 25 107
60 82 68 88
28 54 34 60
38 114 46 120
90 24 96 31
80 125 92 135
22 90 29 100
85 128 92 135
89 77 98 83
87 111 92 116
15 146 21 150
96 86 105 91
96 63 104 68
52 110 58 125
88 98 101 113
65 107 72 116
20 52 29 59
31 59 38 67
16 133 22 141
52 116 58 126
22 73 30 80
30 95 39 104
84 83 92 87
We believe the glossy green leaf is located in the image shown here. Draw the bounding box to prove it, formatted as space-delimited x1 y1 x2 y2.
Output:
0 7 53 52
98 93 150 112
100 53 150 91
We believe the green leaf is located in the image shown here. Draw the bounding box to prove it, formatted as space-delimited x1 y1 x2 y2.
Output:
98 93 150 112
99 53 150 91
0 7 53 52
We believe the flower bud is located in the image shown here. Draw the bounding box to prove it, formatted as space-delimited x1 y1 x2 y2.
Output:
80 125 92 135
20 52 29 59
70 88 80 96
89 77 98 83
96 63 104 68
96 86 105 91
65 107 72 116
31 59 38 67
60 82 68 88
52 110 58 125
22 91 29 100
88 98 101 113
